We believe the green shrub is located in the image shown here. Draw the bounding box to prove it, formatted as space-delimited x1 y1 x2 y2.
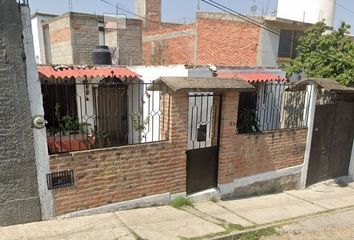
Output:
170 197 193 209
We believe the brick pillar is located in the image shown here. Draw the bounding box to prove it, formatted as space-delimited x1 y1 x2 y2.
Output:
168 91 188 145
167 91 188 192
135 0 161 31
218 91 239 184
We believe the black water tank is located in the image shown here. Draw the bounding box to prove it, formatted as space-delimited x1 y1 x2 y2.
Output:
92 46 112 65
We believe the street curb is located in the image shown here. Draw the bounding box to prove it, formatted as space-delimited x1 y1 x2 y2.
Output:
212 205 354 240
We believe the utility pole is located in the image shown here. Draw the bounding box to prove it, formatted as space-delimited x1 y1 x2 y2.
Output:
197 0 200 11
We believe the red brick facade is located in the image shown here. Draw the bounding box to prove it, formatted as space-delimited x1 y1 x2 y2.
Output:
49 90 307 216
197 17 260 66
142 13 261 66
49 91 188 216
143 36 195 65
218 91 307 184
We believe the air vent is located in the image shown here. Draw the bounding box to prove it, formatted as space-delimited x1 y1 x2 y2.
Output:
46 170 75 190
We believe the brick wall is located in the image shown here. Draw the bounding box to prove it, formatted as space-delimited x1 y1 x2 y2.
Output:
141 13 261 66
49 89 307 216
49 91 188 216
136 0 161 31
71 13 100 65
48 14 74 64
142 24 196 65
117 19 143 65
143 35 195 65
46 13 142 65
218 91 307 184
197 15 261 66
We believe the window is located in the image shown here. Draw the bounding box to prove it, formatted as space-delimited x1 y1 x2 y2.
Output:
98 22 105 45
278 30 303 59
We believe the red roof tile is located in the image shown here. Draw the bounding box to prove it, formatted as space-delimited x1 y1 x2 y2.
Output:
216 72 287 83
38 66 139 79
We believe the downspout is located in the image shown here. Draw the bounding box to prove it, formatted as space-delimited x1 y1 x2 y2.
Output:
300 83 317 189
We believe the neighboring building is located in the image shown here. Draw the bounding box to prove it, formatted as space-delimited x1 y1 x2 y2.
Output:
32 12 143 65
142 11 311 68
135 0 161 31
31 12 57 64
277 0 336 27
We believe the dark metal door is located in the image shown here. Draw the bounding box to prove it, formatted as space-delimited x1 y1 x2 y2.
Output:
307 104 336 186
328 102 354 178
307 102 354 186
186 94 222 194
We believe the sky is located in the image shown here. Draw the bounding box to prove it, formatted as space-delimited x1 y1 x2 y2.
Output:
29 0 354 31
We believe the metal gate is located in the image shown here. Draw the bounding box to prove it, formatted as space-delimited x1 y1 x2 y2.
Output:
186 93 222 194
307 102 354 186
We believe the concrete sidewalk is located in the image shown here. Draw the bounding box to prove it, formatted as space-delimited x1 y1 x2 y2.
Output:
1 182 354 240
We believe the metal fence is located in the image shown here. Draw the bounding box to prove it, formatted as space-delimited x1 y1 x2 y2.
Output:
41 77 170 154
237 82 312 134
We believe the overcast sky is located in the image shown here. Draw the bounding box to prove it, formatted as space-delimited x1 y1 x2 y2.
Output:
29 0 354 31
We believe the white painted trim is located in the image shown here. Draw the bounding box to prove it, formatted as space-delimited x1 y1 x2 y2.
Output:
21 5 53 220
218 165 303 195
300 84 317 189
57 192 185 219
348 139 354 181
187 188 221 202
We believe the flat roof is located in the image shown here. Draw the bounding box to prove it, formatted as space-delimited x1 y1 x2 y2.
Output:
288 78 354 94
150 77 255 92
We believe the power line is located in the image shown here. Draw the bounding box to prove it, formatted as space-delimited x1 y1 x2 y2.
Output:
97 0 353 67
336 2 354 15
201 0 280 36
97 0 198 38
201 0 354 67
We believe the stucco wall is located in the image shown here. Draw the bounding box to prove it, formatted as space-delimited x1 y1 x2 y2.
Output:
0 0 42 226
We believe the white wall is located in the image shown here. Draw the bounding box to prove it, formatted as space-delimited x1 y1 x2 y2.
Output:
277 0 336 26
31 15 56 64
31 17 41 64
75 78 96 131
128 65 189 142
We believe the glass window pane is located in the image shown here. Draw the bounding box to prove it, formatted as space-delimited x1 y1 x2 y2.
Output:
278 30 293 58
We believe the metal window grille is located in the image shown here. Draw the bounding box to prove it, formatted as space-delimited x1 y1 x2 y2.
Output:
46 170 75 190
41 77 170 154
237 82 312 134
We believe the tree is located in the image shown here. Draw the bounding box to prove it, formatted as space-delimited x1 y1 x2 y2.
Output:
286 21 354 87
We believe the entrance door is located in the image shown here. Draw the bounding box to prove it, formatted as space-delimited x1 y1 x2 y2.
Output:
186 93 222 194
95 84 128 147
307 102 354 186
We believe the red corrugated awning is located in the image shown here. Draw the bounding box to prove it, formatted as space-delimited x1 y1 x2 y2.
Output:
216 72 287 83
38 65 139 79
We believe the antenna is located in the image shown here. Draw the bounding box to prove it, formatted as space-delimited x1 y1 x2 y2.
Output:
68 0 73 12
251 0 257 15
116 0 119 17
